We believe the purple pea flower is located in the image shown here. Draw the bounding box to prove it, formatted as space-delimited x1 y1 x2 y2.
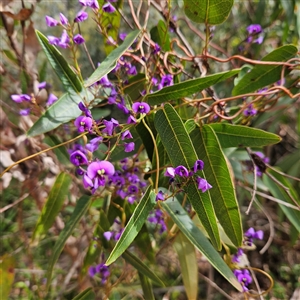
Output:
127 66 137 76
70 150 89 166
87 160 115 189
58 30 70 48
59 13 68 25
86 136 103 152
46 93 58 106
132 102 151 114
193 159 204 173
124 142 135 153
74 115 93 133
102 118 119 136
48 36 60 46
73 34 85 45
246 24 262 35
119 33 127 40
79 0 99 9
74 11 88 22
99 74 112 87
153 43 161 54
243 104 257 116
234 269 252 292
164 167 175 178
19 108 31 116
245 227 264 243
102 2 116 13
174 165 189 177
38 81 49 90
103 231 113 241
127 115 136 124
45 16 58 27
232 248 244 263
121 130 133 140
196 177 212 193
78 102 92 118
156 190 165 201
11 94 31 103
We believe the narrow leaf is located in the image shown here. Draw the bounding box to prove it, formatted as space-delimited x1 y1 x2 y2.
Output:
190 124 243 246
232 45 298 96
84 30 141 87
138 272 155 300
46 195 91 289
122 250 165 287
36 30 82 93
173 233 198 300
72 288 95 300
105 186 156 265
0 255 15 300
154 104 221 249
184 0 234 25
208 123 281 148
145 69 240 106
150 20 171 51
160 193 242 292
32 172 72 243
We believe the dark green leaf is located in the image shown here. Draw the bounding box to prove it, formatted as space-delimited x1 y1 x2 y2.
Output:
46 195 91 289
184 0 234 25
232 45 298 96
160 193 242 292
138 272 155 300
123 73 147 101
84 30 141 87
150 20 171 51
36 30 82 93
146 69 240 106
105 186 156 265
136 120 154 162
32 172 72 244
154 104 221 249
122 250 165 287
208 123 281 148
72 288 95 300
190 124 243 246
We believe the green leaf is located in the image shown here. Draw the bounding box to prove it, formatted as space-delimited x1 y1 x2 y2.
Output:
32 172 72 244
72 288 95 300
123 73 147 101
84 30 141 87
150 20 171 51
46 195 91 289
122 250 165 287
27 89 92 137
184 0 234 25
136 120 154 162
173 233 198 300
138 272 155 300
190 124 243 246
36 30 82 93
154 104 221 250
160 193 242 292
145 69 240 106
105 186 156 265
232 45 298 96
208 123 281 148
0 254 15 300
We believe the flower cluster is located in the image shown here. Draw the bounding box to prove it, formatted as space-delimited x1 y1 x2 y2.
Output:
243 104 257 117
246 24 264 45
148 209 167 234
88 263 110 284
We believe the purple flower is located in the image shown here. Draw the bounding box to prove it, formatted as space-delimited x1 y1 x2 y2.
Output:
243 104 257 116
87 160 115 189
124 142 135 152
99 74 112 87
148 209 167 233
78 102 92 118
59 13 68 25
127 66 137 76
159 74 173 89
11 94 31 103
86 137 103 152
88 266 97 277
103 231 113 241
74 11 88 22
234 269 252 292
132 102 151 114
79 0 99 9
74 116 93 133
196 177 212 193
121 130 133 140
245 227 264 243
151 77 158 86
102 2 116 13
38 81 48 90
246 24 262 35
153 43 161 54
102 118 119 136
46 93 58 106
89 263 110 284
73 34 85 44
174 165 189 177
83 173 93 188
45 16 58 27
127 115 136 124
58 30 70 48
119 33 127 40
193 160 204 173
48 36 60 46
19 108 31 116
156 190 164 201
164 167 175 178
232 248 244 263
70 150 89 166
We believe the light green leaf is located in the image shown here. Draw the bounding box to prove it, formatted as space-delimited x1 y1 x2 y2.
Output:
173 233 198 300
72 288 95 300
138 272 155 300
232 45 298 96
160 193 242 292
46 195 91 289
84 30 141 87
154 104 221 250
190 124 243 246
122 250 165 287
145 69 240 106
36 30 82 93
32 172 72 244
208 123 281 148
184 0 234 25
105 186 156 265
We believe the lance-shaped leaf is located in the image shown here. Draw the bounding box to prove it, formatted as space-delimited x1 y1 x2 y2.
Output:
122 250 165 287
27 89 93 137
145 69 240 106
84 29 141 87
105 186 156 265
72 288 95 300
150 20 171 51
32 172 72 244
173 233 198 300
160 193 242 292
138 272 155 300
208 123 281 148
190 124 243 246
184 0 234 25
36 30 82 93
154 104 221 249
46 195 91 289
232 45 298 96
